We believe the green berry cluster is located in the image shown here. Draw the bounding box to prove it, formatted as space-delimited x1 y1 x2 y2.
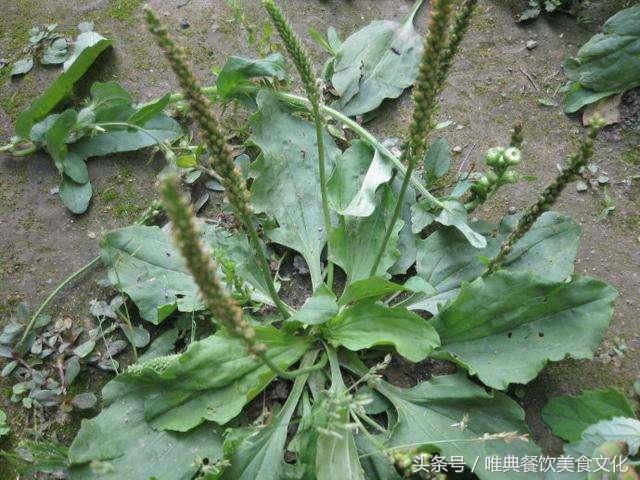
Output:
471 146 522 200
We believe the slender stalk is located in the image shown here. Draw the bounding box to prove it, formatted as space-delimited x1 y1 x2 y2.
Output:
17 257 101 346
314 113 333 287
262 0 334 288
370 0 455 276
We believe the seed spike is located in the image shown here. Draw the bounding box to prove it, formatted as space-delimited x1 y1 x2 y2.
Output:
370 0 456 276
160 175 265 355
145 6 290 318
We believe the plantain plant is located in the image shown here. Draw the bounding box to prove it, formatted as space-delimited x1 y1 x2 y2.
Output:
1 0 625 479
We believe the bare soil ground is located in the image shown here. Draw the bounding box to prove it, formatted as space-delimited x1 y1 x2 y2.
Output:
1 0 639 475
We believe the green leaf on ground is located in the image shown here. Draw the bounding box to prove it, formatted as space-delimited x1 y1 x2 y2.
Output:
127 93 171 126
68 384 223 480
15 31 112 138
409 212 580 314
114 327 311 432
327 140 393 217
563 4 640 112
542 388 636 442
423 138 452 185
338 276 406 306
431 271 617 389
59 175 92 214
11 57 34 76
329 185 402 283
216 53 287 103
45 109 78 174
324 301 439 362
330 0 425 116
411 199 487 249
71 114 182 159
101 224 274 324
287 284 338 326
0 409 9 438
249 91 340 288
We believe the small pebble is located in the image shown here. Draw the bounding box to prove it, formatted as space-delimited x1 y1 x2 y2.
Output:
526 40 539 50
508 206 517 215
452 145 462 153
87 232 96 239
180 19 190 29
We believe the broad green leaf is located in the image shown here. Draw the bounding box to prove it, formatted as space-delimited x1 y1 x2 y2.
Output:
15 32 112 138
409 212 580 314
323 301 439 362
44 110 90 185
331 0 425 116
423 138 452 185
11 56 34 76
414 199 487 248
216 53 287 103
562 5 640 112
562 82 619 114
431 271 617 389
90 81 133 107
547 417 640 480
499 212 581 280
63 151 90 185
101 224 274 324
342 355 541 480
114 327 311 432
101 225 204 324
249 91 340 288
59 175 92 214
287 284 338 326
327 140 393 217
45 109 77 175
221 352 316 480
70 114 182 159
68 383 223 480
329 185 402 283
127 93 171 126
338 276 406 306
542 388 636 442
573 417 640 455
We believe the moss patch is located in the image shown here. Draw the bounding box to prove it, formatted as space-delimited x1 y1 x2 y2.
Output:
106 0 143 22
